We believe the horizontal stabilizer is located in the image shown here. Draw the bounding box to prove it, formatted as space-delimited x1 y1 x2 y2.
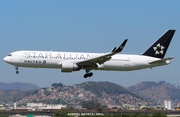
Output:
149 57 174 64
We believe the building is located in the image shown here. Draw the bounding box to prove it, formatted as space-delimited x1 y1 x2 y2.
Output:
27 103 66 110
164 99 171 110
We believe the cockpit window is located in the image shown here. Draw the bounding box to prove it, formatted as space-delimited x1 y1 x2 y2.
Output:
8 54 12 56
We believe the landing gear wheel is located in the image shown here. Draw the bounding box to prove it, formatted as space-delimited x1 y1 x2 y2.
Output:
16 71 19 74
89 72 93 77
84 74 89 78
83 72 93 78
15 66 19 74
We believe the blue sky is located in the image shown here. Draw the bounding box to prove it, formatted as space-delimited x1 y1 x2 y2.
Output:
1 1 180 87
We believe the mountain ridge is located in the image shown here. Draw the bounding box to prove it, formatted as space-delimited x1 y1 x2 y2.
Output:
1 81 180 107
0 82 39 91
126 81 180 105
80 81 141 98
14 81 150 107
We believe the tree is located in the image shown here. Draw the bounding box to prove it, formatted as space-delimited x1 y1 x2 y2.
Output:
0 115 8 117
52 83 63 88
52 110 71 117
151 112 167 117
159 81 166 84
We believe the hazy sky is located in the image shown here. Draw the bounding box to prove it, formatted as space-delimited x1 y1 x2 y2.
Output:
1 1 180 88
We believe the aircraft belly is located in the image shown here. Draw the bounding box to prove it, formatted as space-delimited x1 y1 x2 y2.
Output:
100 61 151 71
102 61 133 71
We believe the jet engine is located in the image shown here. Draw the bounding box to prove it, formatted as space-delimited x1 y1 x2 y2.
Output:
61 62 80 72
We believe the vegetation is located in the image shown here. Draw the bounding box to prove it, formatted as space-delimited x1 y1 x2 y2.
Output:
52 110 72 117
82 81 140 98
38 98 66 104
151 112 167 117
0 90 35 103
51 83 64 88
31 90 39 95
1 81 180 107
0 115 8 117
127 81 180 104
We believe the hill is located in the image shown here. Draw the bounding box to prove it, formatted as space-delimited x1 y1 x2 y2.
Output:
2 81 180 107
14 81 149 108
127 81 180 105
0 90 37 104
80 81 141 98
0 82 39 91
0 82 39 103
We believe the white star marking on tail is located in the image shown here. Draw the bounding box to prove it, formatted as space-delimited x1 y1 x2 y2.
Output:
153 43 165 55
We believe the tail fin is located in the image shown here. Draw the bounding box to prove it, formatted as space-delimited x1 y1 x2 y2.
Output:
142 30 175 59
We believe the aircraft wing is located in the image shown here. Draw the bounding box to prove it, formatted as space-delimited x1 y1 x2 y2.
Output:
76 39 128 66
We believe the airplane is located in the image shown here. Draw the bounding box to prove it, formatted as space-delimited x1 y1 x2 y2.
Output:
4 30 175 78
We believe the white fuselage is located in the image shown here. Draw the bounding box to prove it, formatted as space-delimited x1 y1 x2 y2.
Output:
4 50 170 72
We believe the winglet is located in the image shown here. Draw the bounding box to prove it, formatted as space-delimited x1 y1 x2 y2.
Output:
112 39 128 53
111 47 117 52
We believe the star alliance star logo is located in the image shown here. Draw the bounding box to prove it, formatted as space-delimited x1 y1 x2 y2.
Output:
153 43 165 55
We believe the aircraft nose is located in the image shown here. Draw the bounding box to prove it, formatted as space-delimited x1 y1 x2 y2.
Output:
3 56 11 63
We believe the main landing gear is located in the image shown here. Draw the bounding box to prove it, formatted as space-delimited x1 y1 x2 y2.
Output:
84 69 93 78
15 66 19 74
84 72 93 78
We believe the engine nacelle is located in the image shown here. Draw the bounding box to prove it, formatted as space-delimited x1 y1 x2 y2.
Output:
61 62 80 72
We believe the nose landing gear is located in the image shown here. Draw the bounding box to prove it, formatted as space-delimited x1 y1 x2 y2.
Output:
15 66 19 74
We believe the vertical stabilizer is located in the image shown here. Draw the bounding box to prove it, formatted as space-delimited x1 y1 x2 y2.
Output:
142 30 175 59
